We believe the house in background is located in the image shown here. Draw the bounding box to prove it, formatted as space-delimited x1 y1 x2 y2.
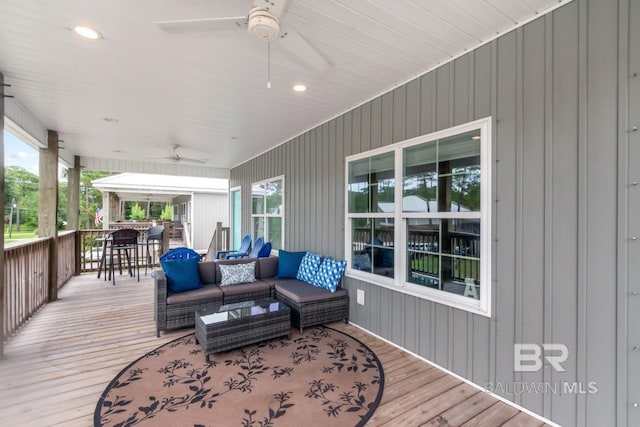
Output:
92 173 229 252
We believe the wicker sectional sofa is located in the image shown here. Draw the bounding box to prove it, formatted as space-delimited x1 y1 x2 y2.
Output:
154 256 349 337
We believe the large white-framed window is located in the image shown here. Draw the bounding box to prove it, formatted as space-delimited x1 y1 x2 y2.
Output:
251 176 284 251
345 118 492 316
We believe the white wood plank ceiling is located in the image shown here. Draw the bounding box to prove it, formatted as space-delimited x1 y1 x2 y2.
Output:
0 0 569 172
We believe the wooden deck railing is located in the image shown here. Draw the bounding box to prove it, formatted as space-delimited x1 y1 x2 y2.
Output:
3 230 80 342
58 231 76 286
4 237 51 340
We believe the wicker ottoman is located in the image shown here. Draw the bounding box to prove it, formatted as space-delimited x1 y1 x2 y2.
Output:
195 298 291 362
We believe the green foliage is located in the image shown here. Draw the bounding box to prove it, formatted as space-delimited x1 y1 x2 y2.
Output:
4 166 39 230
160 204 173 220
80 170 109 229
129 203 146 220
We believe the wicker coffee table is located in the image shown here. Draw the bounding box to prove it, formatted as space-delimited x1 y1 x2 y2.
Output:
195 298 291 362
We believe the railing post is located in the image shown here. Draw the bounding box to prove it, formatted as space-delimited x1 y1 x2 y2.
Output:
215 222 222 253
74 230 81 275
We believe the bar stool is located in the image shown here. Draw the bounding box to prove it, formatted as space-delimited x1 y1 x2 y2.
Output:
107 228 140 285
145 225 164 275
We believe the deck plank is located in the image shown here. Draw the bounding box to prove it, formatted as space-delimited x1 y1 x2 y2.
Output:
0 273 548 426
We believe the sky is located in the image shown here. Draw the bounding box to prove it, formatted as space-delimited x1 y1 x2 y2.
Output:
4 129 39 175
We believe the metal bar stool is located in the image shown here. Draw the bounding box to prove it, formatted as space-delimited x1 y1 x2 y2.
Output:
145 225 164 275
107 228 140 285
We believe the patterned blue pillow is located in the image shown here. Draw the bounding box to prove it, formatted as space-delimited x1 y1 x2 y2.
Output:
296 252 322 284
219 262 257 286
312 258 347 292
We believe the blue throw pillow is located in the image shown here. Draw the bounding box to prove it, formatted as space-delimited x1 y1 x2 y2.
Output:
277 250 307 278
296 252 322 284
312 258 347 292
161 257 203 293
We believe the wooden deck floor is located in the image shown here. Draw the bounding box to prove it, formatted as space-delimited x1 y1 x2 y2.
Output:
0 273 550 426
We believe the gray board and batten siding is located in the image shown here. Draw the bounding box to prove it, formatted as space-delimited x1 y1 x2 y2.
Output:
230 1 639 426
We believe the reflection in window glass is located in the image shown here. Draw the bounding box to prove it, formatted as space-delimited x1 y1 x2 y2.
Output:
252 184 265 215
251 177 284 250
403 130 481 213
351 218 394 278
252 217 265 242
406 218 480 299
266 179 283 214
348 152 395 213
267 217 282 250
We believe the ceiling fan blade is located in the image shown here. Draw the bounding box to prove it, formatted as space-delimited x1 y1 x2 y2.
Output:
155 16 247 32
278 27 330 72
177 157 207 164
253 0 289 19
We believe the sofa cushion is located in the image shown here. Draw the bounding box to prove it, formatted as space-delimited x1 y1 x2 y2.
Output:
198 261 217 284
258 256 279 279
296 252 322 284
219 262 257 286
274 279 348 303
166 283 223 304
220 280 272 299
161 256 203 293
312 258 347 292
276 250 306 278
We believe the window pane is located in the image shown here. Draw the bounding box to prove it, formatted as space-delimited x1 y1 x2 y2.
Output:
265 179 283 214
267 217 282 250
437 131 481 212
252 217 265 241
403 142 437 213
406 218 480 299
351 218 394 278
407 218 440 287
348 152 394 213
252 184 265 214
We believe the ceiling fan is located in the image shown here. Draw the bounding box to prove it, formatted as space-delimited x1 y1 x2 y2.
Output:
162 144 207 164
154 0 330 73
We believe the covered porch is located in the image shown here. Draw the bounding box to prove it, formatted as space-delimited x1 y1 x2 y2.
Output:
0 272 548 426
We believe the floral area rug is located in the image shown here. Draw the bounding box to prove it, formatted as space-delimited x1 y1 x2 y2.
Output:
94 326 384 426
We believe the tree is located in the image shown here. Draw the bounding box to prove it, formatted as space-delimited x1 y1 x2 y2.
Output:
160 204 173 220
129 203 146 220
5 166 39 231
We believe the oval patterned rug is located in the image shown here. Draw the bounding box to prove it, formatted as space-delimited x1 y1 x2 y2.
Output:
95 326 384 426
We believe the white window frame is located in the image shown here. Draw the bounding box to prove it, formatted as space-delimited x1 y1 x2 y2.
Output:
229 185 242 250
345 117 492 317
251 175 285 252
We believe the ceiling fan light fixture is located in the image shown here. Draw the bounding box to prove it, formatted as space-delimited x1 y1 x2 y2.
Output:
247 7 280 41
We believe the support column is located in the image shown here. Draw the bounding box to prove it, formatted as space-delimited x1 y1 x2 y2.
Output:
67 155 80 230
39 130 59 302
67 156 81 274
1 72 6 356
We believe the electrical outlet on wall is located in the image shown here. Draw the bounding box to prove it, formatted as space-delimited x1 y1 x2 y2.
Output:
357 289 365 306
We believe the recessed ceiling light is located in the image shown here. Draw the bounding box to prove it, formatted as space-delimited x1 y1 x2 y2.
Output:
74 26 102 40
293 84 307 92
